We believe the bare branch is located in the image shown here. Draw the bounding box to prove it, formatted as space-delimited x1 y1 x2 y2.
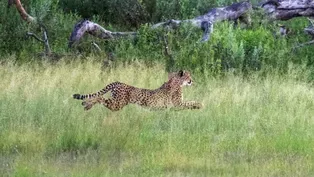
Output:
68 19 137 48
163 33 175 72
152 1 252 28
26 32 44 43
11 0 36 22
308 18 314 26
305 27 314 38
293 40 314 50
9 0 52 56
152 1 252 42
261 0 314 20
304 18 314 39
41 25 51 55
27 23 51 56
91 42 102 52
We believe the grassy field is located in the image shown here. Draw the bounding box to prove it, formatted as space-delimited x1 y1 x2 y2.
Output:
1 60 314 176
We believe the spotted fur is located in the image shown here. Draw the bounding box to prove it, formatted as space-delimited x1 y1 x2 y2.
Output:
73 70 202 111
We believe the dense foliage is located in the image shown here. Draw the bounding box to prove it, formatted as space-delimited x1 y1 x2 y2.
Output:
1 1 314 176
0 0 313 76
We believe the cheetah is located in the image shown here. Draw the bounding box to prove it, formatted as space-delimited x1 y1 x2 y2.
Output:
72 70 202 111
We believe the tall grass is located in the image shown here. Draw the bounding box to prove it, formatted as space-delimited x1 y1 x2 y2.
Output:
1 59 314 176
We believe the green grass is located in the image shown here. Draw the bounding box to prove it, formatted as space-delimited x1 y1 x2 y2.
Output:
1 60 314 176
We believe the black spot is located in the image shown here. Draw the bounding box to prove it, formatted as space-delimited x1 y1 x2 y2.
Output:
178 70 184 77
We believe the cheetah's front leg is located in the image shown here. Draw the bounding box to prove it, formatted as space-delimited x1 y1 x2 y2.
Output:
179 101 203 109
171 94 202 110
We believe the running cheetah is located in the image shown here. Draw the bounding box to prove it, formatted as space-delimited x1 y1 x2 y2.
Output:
73 70 202 111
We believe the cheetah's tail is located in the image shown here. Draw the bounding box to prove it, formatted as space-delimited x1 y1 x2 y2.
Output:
72 82 117 100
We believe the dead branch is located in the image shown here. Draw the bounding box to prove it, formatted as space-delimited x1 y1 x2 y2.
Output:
40 24 52 55
304 18 314 39
151 1 252 42
8 0 36 23
162 33 175 72
308 18 314 26
305 27 314 39
25 24 51 55
294 40 314 49
26 32 44 43
68 19 137 48
293 18 314 49
91 42 102 52
9 0 52 56
261 0 314 20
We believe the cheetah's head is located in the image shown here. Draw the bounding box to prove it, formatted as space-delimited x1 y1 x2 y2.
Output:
168 70 193 87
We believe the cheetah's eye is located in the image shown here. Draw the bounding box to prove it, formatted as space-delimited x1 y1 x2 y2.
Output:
186 80 192 86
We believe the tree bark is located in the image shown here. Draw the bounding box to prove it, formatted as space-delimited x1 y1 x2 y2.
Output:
261 0 314 20
9 0 52 56
68 19 137 48
8 0 36 23
69 2 252 46
151 1 252 42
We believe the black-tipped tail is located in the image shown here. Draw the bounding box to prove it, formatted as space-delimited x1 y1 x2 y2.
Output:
73 94 84 100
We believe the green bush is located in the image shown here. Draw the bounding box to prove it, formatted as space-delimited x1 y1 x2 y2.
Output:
0 0 78 59
1 0 314 78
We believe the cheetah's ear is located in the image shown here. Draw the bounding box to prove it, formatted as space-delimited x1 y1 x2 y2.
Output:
178 70 184 77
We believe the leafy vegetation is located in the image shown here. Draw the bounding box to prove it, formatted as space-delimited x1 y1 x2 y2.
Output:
1 0 314 75
1 0 314 176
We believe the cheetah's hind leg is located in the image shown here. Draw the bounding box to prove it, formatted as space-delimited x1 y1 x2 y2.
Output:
82 97 103 111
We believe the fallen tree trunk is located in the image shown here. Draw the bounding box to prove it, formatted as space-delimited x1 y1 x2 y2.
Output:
151 1 252 42
68 19 137 48
260 0 314 20
69 1 252 46
259 0 314 48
